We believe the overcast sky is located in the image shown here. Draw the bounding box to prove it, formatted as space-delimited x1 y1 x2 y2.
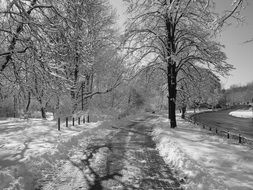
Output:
109 0 253 89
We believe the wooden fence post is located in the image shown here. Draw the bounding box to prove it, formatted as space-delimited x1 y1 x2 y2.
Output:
239 134 242 143
78 117 80 125
87 115 89 123
83 116 85 123
209 127 212 131
66 117 68 127
58 118 60 131
227 131 230 139
72 117 75 126
216 128 218 134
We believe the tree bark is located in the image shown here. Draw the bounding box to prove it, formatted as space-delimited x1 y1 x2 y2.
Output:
54 95 60 118
25 91 31 113
41 107 46 119
167 64 177 128
169 64 177 128
13 95 17 117
81 82 84 110
167 65 171 120
71 53 79 113
37 98 46 119
165 7 177 128
181 106 186 119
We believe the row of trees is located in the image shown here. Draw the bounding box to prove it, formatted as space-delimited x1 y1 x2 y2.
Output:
0 0 124 118
224 82 253 105
0 0 246 128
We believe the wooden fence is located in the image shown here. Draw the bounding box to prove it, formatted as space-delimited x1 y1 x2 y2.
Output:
57 114 90 131
185 116 253 146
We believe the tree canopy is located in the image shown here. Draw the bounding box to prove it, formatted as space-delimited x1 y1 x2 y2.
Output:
123 0 244 127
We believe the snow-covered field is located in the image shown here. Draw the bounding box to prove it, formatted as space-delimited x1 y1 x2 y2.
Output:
150 116 253 190
229 108 253 119
0 118 101 190
0 118 100 162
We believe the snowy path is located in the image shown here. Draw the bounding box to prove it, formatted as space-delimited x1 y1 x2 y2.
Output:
42 116 183 190
1 116 183 189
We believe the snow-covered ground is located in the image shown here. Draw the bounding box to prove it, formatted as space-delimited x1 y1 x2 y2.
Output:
229 107 253 119
0 118 101 190
0 118 100 162
150 116 253 190
186 109 211 114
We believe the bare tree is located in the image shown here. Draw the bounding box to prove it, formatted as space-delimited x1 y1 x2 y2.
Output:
0 0 124 117
123 0 244 128
41 0 123 113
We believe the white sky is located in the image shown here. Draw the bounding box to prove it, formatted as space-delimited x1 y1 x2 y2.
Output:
109 0 253 89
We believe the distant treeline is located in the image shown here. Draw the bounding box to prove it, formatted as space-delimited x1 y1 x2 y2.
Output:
224 82 253 105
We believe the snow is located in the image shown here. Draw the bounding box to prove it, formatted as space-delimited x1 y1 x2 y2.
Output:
0 118 100 164
0 118 100 162
0 118 101 190
186 109 211 114
229 108 253 119
42 123 115 190
121 132 142 189
150 116 253 190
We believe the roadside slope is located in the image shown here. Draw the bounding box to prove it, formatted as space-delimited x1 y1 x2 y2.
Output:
150 116 253 190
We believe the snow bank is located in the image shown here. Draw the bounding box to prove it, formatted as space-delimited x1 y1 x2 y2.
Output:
229 108 253 119
151 117 253 190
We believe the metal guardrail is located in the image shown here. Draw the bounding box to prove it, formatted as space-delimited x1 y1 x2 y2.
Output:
185 116 253 146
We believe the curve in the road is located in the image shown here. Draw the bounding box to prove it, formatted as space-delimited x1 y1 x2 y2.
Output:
193 109 253 139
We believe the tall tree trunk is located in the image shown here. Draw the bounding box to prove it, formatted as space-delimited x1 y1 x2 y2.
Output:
38 98 46 119
169 64 177 128
160 90 164 111
167 64 171 120
88 73 93 110
41 107 46 119
25 91 31 113
81 82 84 111
85 74 91 111
13 95 17 117
54 95 60 118
165 9 177 128
71 55 79 113
166 49 177 128
181 105 186 119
